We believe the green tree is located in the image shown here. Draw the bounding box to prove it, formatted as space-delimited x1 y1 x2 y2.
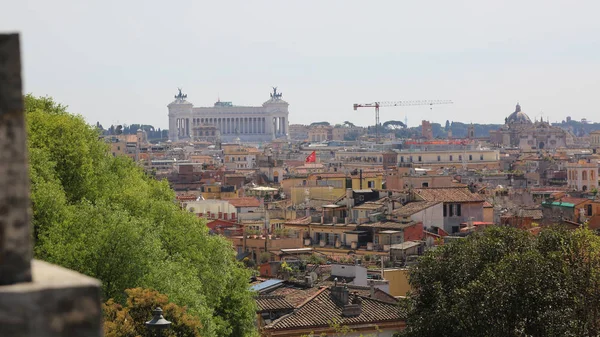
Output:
26 95 257 337
402 226 600 337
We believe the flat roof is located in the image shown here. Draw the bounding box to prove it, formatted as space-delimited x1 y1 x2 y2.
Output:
390 241 422 250
380 230 401 234
280 248 314 253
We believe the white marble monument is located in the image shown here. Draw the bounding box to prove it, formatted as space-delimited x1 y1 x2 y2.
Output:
168 87 290 143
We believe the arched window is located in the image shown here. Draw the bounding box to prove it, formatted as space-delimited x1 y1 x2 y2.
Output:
583 171 588 181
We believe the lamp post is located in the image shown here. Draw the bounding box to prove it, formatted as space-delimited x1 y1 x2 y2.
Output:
145 307 171 337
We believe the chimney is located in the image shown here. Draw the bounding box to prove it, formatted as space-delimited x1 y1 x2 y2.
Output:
342 292 362 317
346 188 354 221
331 283 350 306
359 169 363 190
305 275 314 287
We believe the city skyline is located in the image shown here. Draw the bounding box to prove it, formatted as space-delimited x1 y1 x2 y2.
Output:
2 0 599 129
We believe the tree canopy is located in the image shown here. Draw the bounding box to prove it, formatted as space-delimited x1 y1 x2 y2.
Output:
103 288 203 337
310 121 330 127
382 120 406 129
402 226 600 337
26 95 257 337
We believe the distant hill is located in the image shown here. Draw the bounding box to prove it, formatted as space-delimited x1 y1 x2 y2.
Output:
376 121 503 139
373 119 600 139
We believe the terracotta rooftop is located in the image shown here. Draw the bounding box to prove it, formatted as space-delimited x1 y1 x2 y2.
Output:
223 197 260 208
265 287 405 331
256 295 295 313
353 202 385 211
358 220 418 230
414 187 485 203
317 282 398 304
266 284 323 307
284 216 312 225
392 201 441 217
503 208 543 220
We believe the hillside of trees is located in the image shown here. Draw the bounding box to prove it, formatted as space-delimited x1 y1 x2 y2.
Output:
374 120 503 139
98 123 168 141
26 95 256 337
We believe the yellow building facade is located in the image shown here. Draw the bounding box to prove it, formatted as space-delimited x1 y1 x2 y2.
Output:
382 268 412 297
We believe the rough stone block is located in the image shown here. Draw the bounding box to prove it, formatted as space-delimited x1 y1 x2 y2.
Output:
0 259 102 337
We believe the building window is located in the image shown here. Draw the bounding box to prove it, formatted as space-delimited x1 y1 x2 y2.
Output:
117 146 121 151
587 204 593 216
437 155 441 162
409 156 413 162
443 204 447 217
480 154 484 160
456 204 462 216
368 181 374 188
418 156 422 162
400 156 404 163
449 155 453 161
459 155 462 161
449 204 454 217
469 155 473 161
422 182 429 187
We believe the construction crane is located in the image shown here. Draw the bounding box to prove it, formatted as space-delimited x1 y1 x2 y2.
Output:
353 100 453 144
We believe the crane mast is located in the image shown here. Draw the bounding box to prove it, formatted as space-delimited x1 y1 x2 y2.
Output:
353 100 453 144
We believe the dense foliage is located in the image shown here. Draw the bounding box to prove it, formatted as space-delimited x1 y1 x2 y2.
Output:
26 95 257 337
402 226 600 337
104 288 203 337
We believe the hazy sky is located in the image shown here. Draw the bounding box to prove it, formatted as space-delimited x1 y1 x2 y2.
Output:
3 0 600 129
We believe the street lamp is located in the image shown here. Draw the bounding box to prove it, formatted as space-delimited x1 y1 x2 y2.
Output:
145 307 171 337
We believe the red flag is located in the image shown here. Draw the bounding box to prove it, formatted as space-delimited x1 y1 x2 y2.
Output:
306 151 316 163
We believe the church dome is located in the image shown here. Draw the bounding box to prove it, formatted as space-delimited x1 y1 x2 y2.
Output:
506 103 532 124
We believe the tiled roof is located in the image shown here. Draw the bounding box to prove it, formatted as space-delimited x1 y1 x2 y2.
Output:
317 282 398 304
358 221 417 230
266 285 323 307
223 197 260 208
256 295 295 313
414 187 485 203
502 207 543 220
311 173 347 178
353 202 384 210
284 216 312 225
265 287 405 330
521 209 543 219
392 201 441 217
